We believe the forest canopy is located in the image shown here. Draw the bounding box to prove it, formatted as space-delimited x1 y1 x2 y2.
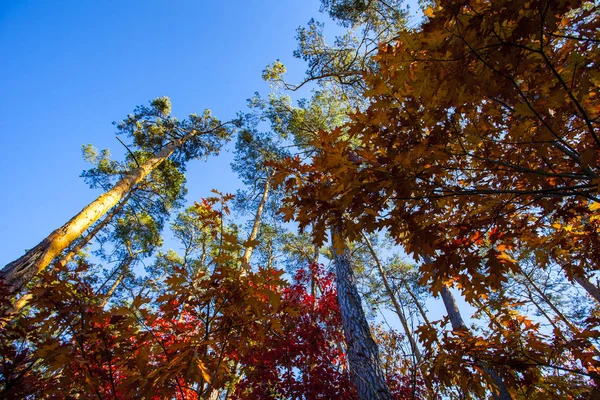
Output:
1 0 600 399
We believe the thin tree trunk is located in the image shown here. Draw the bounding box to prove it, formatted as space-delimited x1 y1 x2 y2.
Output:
310 246 320 309
332 228 393 400
519 269 600 359
99 266 129 308
361 232 423 364
1 133 194 297
573 274 600 304
439 286 512 400
241 173 271 269
402 280 431 326
519 266 580 334
425 253 512 400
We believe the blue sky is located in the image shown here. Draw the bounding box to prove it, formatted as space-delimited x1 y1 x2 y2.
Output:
0 0 475 336
0 0 340 266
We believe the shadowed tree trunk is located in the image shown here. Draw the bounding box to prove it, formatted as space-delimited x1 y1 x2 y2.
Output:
1 132 196 297
426 251 512 400
439 286 513 400
573 274 600 304
332 229 393 400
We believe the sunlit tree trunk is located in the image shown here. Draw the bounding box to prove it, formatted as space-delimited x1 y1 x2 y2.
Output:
0 194 134 325
332 229 393 400
1 133 194 297
241 172 271 269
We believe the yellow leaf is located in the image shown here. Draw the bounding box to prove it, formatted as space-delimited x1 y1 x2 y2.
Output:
424 6 435 17
197 359 212 383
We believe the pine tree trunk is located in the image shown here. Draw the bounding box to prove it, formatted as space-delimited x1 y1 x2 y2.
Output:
1 133 193 297
332 229 393 400
241 174 271 269
0 194 134 324
60 190 133 267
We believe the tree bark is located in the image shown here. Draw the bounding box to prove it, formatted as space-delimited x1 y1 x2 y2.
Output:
0 194 134 325
241 173 271 269
439 286 468 331
425 253 512 399
1 133 193 297
332 229 393 400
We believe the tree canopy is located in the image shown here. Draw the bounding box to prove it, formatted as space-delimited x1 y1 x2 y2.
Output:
2 0 600 398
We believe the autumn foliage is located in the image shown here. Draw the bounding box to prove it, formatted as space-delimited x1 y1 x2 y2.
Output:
2 0 600 398
278 0 600 397
0 199 358 399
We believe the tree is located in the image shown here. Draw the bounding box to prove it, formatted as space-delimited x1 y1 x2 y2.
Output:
1 97 233 298
231 113 289 269
279 0 600 395
331 231 395 399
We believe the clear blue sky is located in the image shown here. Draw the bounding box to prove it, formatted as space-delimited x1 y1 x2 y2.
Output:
0 0 469 332
0 0 340 266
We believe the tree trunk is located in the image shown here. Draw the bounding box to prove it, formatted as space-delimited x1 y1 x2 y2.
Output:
439 285 512 400
99 260 131 309
205 389 220 400
0 194 133 325
402 280 431 326
439 286 468 330
1 133 193 297
361 232 423 364
61 190 133 267
332 229 393 400
519 266 581 334
241 173 271 269
424 254 512 400
573 274 600 304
